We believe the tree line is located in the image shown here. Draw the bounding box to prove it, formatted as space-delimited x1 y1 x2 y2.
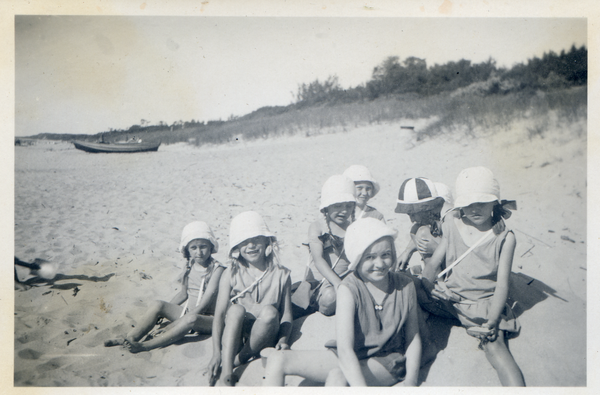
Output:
293 44 587 106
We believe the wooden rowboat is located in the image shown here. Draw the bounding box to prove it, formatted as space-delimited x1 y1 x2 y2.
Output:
72 140 161 153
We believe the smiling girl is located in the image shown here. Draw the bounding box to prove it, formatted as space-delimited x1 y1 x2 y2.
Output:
302 175 356 316
343 165 385 222
264 218 421 386
208 211 292 386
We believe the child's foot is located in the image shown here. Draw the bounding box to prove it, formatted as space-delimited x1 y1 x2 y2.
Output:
104 338 124 347
217 374 237 386
123 339 148 353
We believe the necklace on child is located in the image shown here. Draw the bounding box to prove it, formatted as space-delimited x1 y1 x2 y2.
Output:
364 279 389 312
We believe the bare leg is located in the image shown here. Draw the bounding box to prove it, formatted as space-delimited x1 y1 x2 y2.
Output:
482 330 525 386
318 286 337 316
237 305 280 365
124 314 213 353
325 368 348 386
218 304 246 386
263 350 339 386
360 358 397 386
125 300 183 342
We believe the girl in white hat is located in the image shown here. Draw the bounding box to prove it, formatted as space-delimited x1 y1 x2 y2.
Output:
106 221 225 353
264 218 421 386
394 177 452 274
301 175 356 316
208 211 292 386
343 165 385 222
420 167 524 386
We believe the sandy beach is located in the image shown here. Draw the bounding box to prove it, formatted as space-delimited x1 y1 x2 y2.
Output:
12 119 586 387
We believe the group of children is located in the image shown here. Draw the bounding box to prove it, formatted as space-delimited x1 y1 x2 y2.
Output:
106 165 525 387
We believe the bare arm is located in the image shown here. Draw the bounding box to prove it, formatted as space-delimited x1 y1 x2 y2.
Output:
190 265 225 315
169 265 190 305
397 238 417 271
309 241 343 287
422 235 447 282
336 284 366 386
308 221 343 287
207 267 231 378
275 276 293 349
484 232 516 339
401 286 422 386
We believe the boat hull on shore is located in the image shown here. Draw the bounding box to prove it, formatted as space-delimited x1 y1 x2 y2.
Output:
73 140 161 153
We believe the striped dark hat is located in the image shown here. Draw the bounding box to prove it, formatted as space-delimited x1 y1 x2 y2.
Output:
395 177 445 214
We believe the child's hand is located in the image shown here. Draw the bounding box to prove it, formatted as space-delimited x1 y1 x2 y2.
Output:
482 321 499 342
206 355 221 385
416 238 437 257
275 341 290 351
397 250 412 271
431 282 461 303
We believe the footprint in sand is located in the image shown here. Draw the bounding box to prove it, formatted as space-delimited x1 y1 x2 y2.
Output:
18 348 43 360
36 357 68 373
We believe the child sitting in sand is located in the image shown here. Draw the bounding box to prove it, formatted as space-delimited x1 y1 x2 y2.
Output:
207 211 292 386
263 218 421 386
395 177 452 273
342 165 385 221
300 175 356 316
105 221 225 353
418 167 524 386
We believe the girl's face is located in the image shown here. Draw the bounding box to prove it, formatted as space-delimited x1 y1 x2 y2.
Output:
462 201 496 227
326 202 355 226
354 182 374 207
187 239 212 265
356 237 394 284
238 236 269 265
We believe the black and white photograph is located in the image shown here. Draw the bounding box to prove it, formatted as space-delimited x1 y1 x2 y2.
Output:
4 0 596 391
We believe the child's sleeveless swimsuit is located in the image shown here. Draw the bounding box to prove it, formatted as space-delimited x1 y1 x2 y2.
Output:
186 258 224 315
437 214 520 334
229 263 291 319
327 271 419 381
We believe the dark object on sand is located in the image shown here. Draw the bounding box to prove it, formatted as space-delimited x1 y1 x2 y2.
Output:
560 235 576 243
15 257 58 280
72 140 161 153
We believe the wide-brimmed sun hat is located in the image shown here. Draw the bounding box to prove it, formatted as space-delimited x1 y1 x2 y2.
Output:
180 221 219 255
454 167 500 208
319 175 357 211
345 218 397 271
228 211 275 256
342 165 381 197
394 177 445 214
433 182 454 217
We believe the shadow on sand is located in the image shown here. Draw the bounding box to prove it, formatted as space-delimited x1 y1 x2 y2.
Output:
15 256 115 289
418 271 564 384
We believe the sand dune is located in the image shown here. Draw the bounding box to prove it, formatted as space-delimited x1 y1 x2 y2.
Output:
13 119 586 387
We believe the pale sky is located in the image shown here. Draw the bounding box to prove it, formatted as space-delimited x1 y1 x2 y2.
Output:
15 16 586 136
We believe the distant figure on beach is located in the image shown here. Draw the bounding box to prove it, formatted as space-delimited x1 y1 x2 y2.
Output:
105 221 225 353
394 177 452 274
342 165 385 222
263 219 422 386
208 211 292 386
293 175 355 317
415 167 525 386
